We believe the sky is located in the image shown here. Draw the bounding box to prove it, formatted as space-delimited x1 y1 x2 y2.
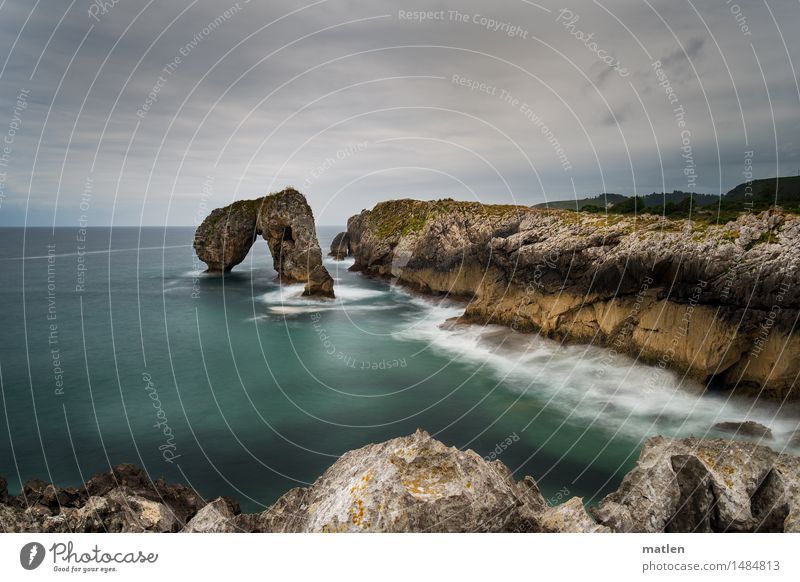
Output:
0 0 798 226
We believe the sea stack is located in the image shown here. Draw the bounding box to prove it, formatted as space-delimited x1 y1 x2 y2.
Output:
194 188 334 298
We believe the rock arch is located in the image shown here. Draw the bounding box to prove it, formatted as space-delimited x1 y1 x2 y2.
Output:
193 188 334 297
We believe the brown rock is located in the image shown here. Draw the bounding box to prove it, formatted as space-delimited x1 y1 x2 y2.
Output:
194 188 334 297
329 231 351 259
713 421 774 439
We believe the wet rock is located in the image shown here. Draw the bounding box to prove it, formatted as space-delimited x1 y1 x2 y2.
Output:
329 231 351 259
194 188 334 297
713 421 774 439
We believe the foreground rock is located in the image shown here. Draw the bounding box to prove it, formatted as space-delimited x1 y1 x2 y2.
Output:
593 436 800 532
226 429 604 533
194 188 334 297
346 200 800 399
4 432 797 533
0 464 208 533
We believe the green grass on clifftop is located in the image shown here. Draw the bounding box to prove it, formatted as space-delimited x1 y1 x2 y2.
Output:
367 198 529 238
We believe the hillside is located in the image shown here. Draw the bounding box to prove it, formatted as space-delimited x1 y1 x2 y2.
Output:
536 176 800 213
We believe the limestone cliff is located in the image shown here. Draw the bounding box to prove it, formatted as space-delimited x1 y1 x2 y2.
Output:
346 200 800 399
3 431 797 533
194 188 334 297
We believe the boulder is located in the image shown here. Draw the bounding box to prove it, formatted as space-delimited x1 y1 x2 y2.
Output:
182 497 238 533
240 429 603 533
592 436 799 532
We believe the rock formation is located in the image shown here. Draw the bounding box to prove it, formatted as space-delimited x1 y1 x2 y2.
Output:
329 231 351 259
0 464 209 532
593 436 800 532
224 429 604 533
3 431 796 533
713 421 774 439
194 188 334 297
345 200 800 399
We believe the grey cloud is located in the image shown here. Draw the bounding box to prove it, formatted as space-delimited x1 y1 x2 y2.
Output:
0 0 798 226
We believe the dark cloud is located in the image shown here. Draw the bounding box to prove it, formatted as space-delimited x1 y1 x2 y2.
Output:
0 0 798 226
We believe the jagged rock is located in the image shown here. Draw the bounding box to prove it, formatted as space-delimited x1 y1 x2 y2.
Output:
83 463 205 525
194 188 334 297
43 490 178 533
238 429 603 533
592 436 800 532
346 201 800 399
329 231 351 259
539 497 608 533
182 497 238 533
193 199 259 273
713 421 774 439
2 434 797 533
0 504 38 532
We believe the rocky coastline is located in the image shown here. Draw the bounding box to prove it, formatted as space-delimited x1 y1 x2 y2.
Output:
336 199 800 399
2 430 797 533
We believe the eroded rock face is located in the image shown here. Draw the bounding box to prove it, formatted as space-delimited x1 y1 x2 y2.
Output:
235 429 603 533
346 201 800 399
3 433 796 533
592 436 800 533
182 498 239 533
329 231 351 259
193 199 260 273
194 188 334 297
1 464 206 533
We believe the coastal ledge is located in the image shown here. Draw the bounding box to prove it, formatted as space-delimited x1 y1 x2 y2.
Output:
2 431 798 533
340 200 800 399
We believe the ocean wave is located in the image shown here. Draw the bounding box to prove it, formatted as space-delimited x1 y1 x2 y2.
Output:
393 300 800 447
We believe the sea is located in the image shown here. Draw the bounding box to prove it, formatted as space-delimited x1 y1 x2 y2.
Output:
0 226 797 512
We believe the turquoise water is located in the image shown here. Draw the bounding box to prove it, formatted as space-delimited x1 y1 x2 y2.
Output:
1 226 797 512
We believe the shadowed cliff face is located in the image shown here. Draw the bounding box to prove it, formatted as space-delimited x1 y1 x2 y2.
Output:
193 188 334 297
346 200 800 399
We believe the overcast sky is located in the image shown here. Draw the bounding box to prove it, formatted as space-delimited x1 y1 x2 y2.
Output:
0 0 798 226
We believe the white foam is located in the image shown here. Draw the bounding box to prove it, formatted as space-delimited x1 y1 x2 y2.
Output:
392 297 800 447
258 283 385 307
